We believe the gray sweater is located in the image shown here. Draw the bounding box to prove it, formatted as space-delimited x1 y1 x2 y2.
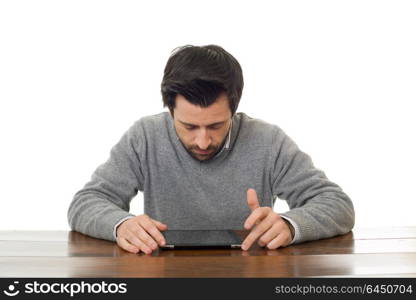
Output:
68 112 354 244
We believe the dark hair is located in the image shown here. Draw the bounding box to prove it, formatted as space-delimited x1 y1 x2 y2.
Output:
161 45 244 116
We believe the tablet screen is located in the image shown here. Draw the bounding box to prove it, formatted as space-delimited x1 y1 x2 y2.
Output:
161 230 250 249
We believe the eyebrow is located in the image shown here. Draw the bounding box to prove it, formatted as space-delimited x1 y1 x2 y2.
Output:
179 120 227 127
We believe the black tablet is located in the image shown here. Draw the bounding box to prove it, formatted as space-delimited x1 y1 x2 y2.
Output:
160 230 250 249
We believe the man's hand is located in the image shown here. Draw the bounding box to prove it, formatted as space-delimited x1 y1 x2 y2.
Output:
241 188 293 251
116 214 168 254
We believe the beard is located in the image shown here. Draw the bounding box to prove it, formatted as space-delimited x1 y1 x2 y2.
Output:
184 137 227 161
188 146 218 161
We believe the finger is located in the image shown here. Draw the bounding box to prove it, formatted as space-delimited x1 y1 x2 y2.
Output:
244 207 271 230
266 231 291 250
116 236 140 254
257 222 281 247
242 213 277 251
135 227 159 251
246 188 260 212
125 229 154 254
140 217 167 247
151 219 168 232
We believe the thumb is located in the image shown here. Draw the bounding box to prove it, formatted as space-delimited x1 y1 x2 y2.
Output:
152 219 168 231
247 188 260 212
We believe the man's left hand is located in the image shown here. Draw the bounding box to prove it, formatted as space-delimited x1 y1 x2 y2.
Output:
241 188 293 251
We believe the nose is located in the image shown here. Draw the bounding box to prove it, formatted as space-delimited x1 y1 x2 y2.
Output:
195 129 211 150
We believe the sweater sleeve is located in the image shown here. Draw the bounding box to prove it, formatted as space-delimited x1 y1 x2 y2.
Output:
270 127 355 244
67 121 145 242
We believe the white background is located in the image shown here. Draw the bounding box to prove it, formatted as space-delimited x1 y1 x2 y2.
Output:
0 0 415 231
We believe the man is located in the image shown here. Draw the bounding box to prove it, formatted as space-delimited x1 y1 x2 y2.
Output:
68 45 354 254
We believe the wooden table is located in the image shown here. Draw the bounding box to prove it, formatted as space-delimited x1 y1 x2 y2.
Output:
1 227 416 277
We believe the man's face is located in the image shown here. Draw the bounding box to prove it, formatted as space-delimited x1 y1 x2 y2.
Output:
172 93 232 161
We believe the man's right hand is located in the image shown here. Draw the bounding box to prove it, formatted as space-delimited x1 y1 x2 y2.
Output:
116 214 168 254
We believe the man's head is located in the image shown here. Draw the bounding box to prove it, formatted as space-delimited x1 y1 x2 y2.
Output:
160 45 244 161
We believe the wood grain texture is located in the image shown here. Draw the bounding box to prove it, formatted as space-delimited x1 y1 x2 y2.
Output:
1 254 416 278
1 227 415 277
